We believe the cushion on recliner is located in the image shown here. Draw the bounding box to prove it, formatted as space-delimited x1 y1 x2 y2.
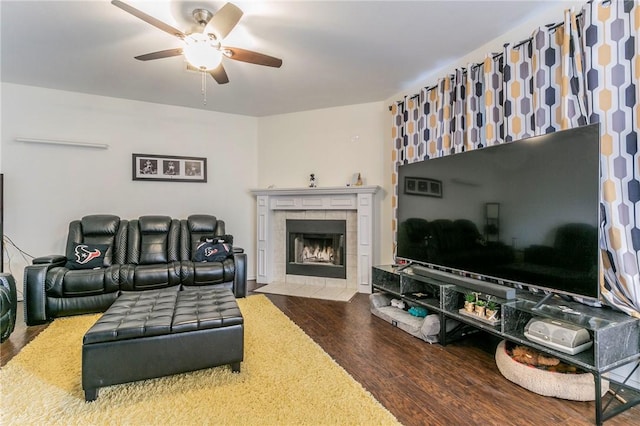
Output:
139 216 171 264
121 263 182 291
188 215 219 233
65 243 110 270
61 267 120 296
81 215 120 235
180 215 225 261
181 257 236 286
127 216 179 265
65 215 127 267
40 265 118 300
193 241 232 262
140 233 169 264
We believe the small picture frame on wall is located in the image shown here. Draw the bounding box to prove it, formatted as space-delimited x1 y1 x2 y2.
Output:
404 177 442 197
132 153 207 183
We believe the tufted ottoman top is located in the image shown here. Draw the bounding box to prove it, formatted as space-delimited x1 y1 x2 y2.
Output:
173 287 243 333
83 287 242 345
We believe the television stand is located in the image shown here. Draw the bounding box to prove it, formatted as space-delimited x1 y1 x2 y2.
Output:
531 292 555 310
372 265 640 425
393 262 414 273
411 264 515 300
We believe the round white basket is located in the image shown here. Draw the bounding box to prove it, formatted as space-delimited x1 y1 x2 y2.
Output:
495 340 608 401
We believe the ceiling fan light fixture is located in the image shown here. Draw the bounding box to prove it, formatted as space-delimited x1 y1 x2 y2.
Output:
183 33 222 71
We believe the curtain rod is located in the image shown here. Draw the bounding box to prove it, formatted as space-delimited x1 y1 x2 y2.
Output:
471 7 588 69
388 0 606 111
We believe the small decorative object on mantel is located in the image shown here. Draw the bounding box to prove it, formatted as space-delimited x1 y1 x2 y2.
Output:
309 173 317 188
349 172 364 186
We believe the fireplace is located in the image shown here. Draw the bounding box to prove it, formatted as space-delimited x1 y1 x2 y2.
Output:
251 186 380 294
286 219 346 279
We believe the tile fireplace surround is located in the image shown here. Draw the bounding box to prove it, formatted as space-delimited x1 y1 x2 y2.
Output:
251 186 381 298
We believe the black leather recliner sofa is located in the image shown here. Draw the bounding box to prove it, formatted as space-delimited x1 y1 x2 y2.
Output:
1 273 17 342
24 214 247 325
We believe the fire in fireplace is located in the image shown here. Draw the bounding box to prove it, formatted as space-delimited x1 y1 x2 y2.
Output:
286 219 346 279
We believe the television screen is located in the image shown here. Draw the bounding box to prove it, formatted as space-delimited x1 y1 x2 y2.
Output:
396 124 600 300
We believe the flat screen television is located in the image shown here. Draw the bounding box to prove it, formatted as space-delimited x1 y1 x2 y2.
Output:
396 123 600 301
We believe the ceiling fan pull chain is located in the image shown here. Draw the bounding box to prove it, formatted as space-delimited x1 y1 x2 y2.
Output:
201 70 207 105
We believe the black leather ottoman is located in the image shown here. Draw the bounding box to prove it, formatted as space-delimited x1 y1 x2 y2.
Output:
82 287 244 401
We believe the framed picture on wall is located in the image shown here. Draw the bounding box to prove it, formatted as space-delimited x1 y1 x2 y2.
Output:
404 177 442 198
132 153 207 182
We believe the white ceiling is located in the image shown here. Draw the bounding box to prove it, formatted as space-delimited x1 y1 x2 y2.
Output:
1 0 573 117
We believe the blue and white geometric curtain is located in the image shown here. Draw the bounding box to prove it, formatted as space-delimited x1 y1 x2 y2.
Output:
390 0 639 317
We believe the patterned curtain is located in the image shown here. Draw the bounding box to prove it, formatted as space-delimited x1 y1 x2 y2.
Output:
391 96 422 253
436 76 454 155
503 41 534 141
465 64 485 149
483 54 505 145
532 9 589 134
390 101 405 252
406 96 422 163
581 0 639 317
417 67 486 159
421 85 439 158
451 68 466 153
389 0 639 316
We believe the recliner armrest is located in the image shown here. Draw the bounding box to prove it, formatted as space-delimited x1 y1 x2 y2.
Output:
232 251 247 298
24 264 56 325
32 255 67 265
232 247 244 254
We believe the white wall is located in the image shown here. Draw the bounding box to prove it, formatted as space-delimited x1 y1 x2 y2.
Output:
257 101 393 264
257 102 386 187
0 83 258 291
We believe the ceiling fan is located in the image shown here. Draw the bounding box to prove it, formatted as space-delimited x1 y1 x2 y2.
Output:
111 0 282 85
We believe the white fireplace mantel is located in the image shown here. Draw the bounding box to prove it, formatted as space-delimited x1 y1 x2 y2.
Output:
250 186 381 294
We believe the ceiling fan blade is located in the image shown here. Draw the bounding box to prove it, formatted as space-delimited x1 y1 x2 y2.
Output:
112 0 185 38
207 3 243 40
223 47 283 68
135 48 183 61
209 63 230 84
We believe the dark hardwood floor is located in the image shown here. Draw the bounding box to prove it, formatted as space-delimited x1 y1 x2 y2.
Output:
2 282 638 425
261 285 639 426
0 301 47 367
